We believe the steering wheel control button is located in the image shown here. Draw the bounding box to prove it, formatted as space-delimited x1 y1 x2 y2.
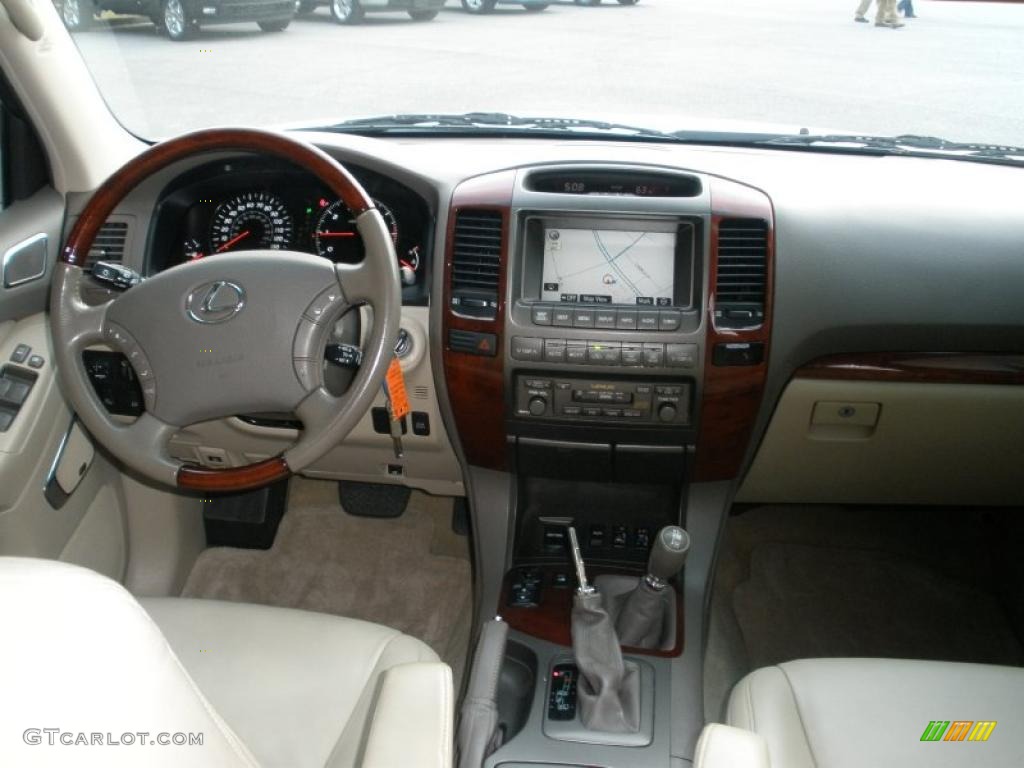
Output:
511 337 543 362
103 323 131 348
666 343 699 368
10 344 31 363
293 359 319 391
304 287 345 324
293 319 321 362
186 280 246 324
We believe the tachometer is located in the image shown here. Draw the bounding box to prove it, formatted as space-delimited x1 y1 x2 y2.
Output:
314 199 398 262
209 191 294 254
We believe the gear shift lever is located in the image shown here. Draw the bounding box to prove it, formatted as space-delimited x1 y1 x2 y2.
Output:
568 526 640 733
616 526 691 647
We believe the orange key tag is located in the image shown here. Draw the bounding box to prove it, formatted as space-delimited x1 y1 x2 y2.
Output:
385 357 410 422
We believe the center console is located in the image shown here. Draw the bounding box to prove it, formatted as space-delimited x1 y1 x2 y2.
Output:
440 164 774 767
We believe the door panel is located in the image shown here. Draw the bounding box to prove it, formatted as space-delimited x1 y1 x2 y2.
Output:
0 114 129 581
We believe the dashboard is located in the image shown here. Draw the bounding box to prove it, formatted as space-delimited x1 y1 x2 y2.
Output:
68 133 1024 509
146 156 433 304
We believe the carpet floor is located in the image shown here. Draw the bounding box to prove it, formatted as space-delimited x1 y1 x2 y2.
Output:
183 478 473 686
704 505 1024 720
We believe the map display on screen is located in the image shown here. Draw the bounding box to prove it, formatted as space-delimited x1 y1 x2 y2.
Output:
540 227 676 306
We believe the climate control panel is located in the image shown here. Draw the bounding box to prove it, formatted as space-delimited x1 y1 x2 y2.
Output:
514 375 690 426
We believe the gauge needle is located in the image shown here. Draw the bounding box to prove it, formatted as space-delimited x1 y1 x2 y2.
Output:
216 230 251 253
400 260 414 269
316 232 357 238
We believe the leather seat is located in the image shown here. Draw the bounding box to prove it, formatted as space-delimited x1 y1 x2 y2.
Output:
696 658 1024 768
0 557 452 768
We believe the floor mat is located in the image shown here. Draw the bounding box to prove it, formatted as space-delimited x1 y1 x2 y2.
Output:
732 541 1023 670
703 505 1024 721
183 478 472 684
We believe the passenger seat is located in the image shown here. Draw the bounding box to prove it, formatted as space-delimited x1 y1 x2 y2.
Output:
696 658 1024 768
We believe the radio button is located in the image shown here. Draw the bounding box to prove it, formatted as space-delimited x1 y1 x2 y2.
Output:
602 408 622 418
666 343 698 368
621 344 643 367
595 310 617 329
566 343 588 364
582 407 602 417
552 308 574 327
562 406 582 416
616 310 638 330
573 309 596 328
623 408 645 418
531 305 553 325
643 343 665 367
543 339 566 363
587 341 620 365
659 310 682 331
638 310 660 331
524 378 552 389
658 402 678 422
511 337 544 361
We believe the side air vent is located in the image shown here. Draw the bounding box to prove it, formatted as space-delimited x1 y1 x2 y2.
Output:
85 220 130 270
450 209 503 320
715 218 768 327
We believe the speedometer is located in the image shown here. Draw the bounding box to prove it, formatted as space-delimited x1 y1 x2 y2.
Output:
314 199 398 262
209 191 294 254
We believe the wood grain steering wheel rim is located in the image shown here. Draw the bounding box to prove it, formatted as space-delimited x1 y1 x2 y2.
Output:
56 128 396 493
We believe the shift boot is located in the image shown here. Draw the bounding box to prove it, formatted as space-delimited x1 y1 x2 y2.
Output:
614 525 690 649
571 590 641 732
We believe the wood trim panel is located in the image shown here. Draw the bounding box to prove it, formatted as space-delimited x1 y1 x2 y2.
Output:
177 457 290 492
796 352 1024 386
693 179 775 482
441 171 516 470
499 566 685 657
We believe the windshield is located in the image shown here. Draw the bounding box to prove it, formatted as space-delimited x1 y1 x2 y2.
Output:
66 0 1023 150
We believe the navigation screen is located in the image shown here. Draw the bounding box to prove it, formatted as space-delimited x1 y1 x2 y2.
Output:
540 227 676 306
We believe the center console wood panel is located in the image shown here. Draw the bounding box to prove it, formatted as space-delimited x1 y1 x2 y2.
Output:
693 178 775 482
442 171 515 470
499 566 685 658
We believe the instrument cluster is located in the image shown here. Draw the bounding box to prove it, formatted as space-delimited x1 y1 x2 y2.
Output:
149 158 432 303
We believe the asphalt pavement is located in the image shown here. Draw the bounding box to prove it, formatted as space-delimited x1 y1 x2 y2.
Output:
72 0 1024 146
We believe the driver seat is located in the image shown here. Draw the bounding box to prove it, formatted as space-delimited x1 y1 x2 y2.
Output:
0 557 453 768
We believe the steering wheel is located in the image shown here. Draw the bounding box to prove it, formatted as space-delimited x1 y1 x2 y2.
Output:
50 129 401 493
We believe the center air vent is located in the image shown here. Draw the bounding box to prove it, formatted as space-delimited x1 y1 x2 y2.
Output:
85 220 130 270
715 218 768 327
450 209 503 320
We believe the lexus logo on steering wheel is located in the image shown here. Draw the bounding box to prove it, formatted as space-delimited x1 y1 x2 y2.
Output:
186 280 246 324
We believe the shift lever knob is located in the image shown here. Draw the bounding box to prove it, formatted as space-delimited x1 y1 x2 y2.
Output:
647 526 691 586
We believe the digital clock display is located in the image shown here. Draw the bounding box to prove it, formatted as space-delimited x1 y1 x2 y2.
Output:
529 171 700 198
